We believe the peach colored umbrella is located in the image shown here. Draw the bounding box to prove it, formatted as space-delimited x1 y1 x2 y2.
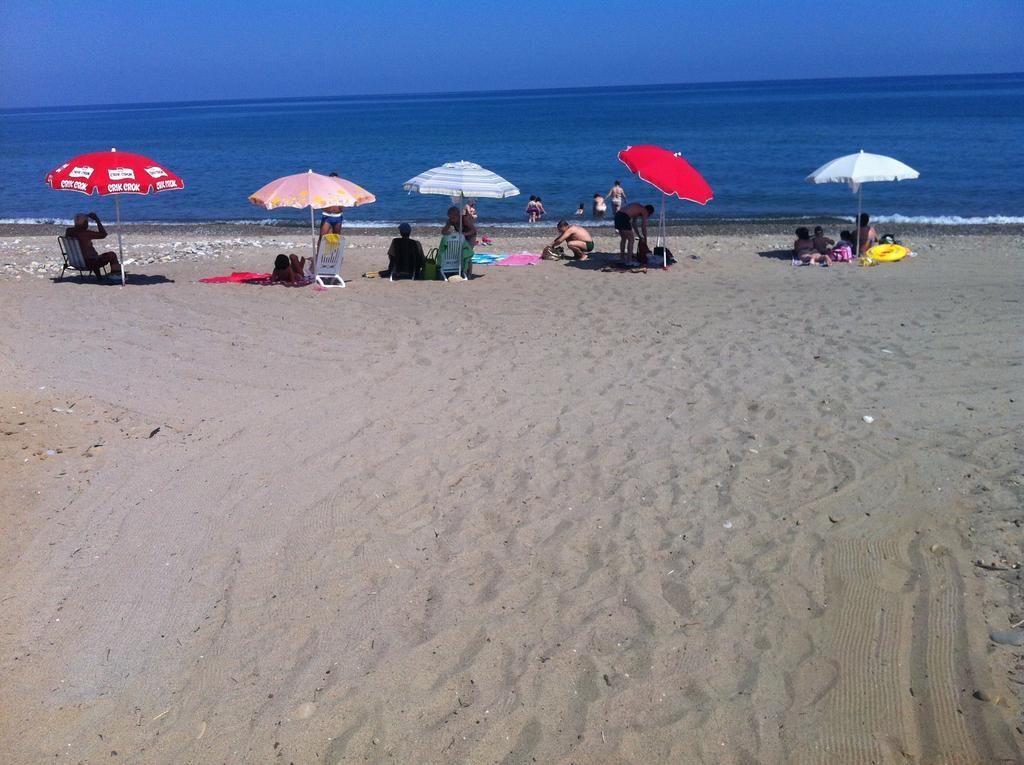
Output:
249 169 375 255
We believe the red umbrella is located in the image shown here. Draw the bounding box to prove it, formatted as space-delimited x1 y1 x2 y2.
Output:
45 148 184 284
617 145 713 267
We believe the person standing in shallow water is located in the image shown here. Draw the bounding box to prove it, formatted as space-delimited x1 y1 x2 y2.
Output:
606 180 627 214
593 192 606 218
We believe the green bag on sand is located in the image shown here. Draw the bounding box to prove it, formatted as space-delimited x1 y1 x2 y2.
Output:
422 258 438 281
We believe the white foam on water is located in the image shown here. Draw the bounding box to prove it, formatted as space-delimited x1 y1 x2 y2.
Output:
846 214 1024 225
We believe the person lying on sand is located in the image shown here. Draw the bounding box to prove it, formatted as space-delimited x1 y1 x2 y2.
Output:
542 220 595 260
271 253 310 283
794 228 829 266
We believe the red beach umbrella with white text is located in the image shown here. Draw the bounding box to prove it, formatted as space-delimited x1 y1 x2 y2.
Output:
618 145 713 267
45 148 185 284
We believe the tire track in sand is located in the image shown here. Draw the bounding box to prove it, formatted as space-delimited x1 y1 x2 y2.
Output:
788 532 1014 764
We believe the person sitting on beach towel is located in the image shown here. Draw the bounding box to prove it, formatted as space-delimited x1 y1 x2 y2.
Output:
542 220 595 261
271 253 310 283
794 228 829 266
386 223 425 278
858 213 879 254
812 226 835 255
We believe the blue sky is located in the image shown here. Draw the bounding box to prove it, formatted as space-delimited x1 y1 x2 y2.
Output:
1 0 1020 108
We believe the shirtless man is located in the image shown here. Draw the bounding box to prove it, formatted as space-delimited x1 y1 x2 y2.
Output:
65 212 122 279
614 202 654 261
606 180 627 213
542 220 595 261
442 205 478 246
592 192 606 218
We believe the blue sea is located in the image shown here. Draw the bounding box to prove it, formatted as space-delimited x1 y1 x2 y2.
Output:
1 73 1022 227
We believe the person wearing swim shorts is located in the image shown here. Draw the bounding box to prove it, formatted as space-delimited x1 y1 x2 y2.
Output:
316 172 345 257
593 192 606 218
615 202 654 262
542 220 594 261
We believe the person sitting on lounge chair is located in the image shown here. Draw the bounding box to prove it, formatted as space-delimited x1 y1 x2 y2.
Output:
387 223 425 278
542 220 595 261
65 212 122 279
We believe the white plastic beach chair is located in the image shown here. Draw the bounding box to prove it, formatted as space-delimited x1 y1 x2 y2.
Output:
437 233 465 281
315 234 346 287
57 235 107 281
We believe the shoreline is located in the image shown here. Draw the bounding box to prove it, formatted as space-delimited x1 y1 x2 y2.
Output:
3 220 1024 239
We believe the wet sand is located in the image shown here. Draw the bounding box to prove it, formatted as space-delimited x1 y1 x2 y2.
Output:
1 225 1022 763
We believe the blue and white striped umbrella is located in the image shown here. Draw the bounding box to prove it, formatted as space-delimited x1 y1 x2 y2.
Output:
403 161 519 200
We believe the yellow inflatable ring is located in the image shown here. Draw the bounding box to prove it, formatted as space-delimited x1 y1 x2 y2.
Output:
865 244 909 262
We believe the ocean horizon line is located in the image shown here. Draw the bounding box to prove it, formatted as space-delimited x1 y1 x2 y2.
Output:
2 70 1021 115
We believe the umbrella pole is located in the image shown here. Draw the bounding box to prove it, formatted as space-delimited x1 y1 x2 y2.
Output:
310 204 317 264
855 186 862 259
660 193 667 268
115 195 125 285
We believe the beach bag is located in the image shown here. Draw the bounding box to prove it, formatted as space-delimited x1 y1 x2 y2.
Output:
422 248 439 280
653 245 676 266
831 243 854 262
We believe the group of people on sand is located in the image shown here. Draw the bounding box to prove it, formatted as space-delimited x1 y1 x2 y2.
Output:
69 180 888 286
792 214 880 266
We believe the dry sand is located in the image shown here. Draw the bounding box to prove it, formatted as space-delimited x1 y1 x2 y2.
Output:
1 224 1022 764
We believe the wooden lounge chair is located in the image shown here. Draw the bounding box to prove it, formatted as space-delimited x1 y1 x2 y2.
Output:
57 235 110 281
315 233 346 287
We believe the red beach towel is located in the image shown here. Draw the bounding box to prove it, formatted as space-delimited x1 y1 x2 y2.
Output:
199 272 271 283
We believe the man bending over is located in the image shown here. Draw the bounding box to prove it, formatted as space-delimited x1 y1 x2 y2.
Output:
614 203 654 262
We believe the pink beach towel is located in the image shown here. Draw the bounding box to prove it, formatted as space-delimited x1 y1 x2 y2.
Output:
494 252 541 267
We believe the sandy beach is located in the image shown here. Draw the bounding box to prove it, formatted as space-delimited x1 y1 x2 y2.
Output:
1 223 1022 763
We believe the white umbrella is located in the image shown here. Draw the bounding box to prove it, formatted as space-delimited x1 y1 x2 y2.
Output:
806 150 919 256
403 161 519 238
